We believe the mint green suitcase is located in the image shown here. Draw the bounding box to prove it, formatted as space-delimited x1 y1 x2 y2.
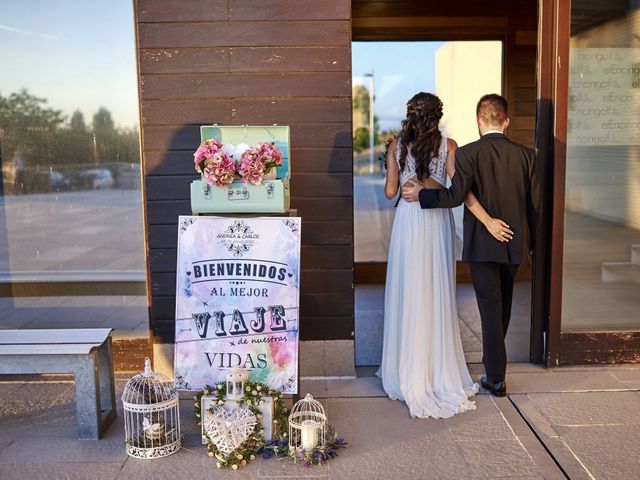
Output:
190 125 291 214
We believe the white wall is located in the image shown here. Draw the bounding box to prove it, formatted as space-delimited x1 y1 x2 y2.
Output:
435 41 503 257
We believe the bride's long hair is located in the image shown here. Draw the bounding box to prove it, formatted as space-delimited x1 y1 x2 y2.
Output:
398 92 444 180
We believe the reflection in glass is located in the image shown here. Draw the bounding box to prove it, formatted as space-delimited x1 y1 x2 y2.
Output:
352 41 502 263
562 1 640 330
0 1 146 332
352 42 532 368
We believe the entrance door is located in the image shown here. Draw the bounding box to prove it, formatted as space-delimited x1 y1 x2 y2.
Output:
351 0 541 369
352 40 530 366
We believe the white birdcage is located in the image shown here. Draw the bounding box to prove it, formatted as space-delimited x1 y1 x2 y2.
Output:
122 358 181 459
288 393 327 452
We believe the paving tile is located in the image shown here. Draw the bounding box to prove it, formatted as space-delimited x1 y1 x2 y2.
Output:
118 448 259 479
472 477 543 480
300 341 325 377
488 397 532 438
464 351 483 363
326 377 385 398
458 439 540 478
0 440 14 455
327 397 452 448
0 436 127 464
299 380 328 399
328 434 472 480
507 370 625 393
445 395 515 442
258 455 328 477
526 391 640 425
509 395 560 440
0 382 73 436
259 477 327 480
609 368 640 384
516 437 566 480
505 332 530 363
29 404 125 441
325 341 356 377
560 425 640 480
462 337 482 351
468 363 546 375
0 462 123 480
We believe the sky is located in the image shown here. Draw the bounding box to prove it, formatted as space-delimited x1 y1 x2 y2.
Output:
352 41 444 131
0 7 444 133
0 0 139 129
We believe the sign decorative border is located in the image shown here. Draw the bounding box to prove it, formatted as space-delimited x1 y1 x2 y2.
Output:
174 216 300 393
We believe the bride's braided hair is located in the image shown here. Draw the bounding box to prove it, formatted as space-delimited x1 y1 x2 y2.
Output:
398 92 444 180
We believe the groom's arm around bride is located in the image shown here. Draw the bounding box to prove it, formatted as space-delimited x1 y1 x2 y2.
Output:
402 93 540 267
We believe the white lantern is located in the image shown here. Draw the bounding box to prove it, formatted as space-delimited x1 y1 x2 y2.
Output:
226 368 248 401
122 358 181 459
288 393 326 453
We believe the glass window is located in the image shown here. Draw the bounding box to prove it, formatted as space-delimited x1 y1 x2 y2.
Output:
352 42 524 368
352 41 502 263
562 1 640 330
0 1 146 333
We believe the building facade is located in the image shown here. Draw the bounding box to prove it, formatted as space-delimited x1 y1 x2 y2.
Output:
0 0 638 372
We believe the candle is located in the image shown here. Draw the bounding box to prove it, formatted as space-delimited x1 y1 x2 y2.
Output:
300 419 318 452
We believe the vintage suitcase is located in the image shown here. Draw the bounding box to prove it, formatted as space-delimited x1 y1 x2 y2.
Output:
190 125 291 214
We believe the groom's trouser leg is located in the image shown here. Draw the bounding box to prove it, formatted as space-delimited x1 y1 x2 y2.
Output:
499 265 519 337
469 262 505 383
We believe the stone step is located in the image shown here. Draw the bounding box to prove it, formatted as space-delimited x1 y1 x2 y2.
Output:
632 244 640 264
601 262 640 283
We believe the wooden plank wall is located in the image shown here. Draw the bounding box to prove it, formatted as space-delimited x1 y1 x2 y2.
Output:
133 0 354 343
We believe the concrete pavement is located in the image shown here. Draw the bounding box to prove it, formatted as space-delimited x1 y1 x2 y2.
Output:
1 364 639 479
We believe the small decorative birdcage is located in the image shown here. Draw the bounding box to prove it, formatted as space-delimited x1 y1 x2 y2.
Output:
288 393 327 452
122 358 181 459
226 368 248 401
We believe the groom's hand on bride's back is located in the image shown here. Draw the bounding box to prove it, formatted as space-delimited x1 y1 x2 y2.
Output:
401 180 423 202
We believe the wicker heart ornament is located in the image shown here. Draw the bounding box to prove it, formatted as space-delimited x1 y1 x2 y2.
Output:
203 406 258 454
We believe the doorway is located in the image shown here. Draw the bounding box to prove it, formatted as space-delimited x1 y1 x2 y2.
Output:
352 35 537 368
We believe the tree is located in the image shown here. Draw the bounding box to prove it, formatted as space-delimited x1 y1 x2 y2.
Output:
351 84 380 151
353 127 369 152
0 89 65 134
70 110 86 132
0 89 141 194
0 89 65 167
92 107 115 134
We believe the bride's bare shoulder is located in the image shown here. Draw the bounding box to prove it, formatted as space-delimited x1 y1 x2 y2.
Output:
446 137 458 151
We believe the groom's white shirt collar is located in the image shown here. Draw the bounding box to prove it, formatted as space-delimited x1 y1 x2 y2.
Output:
483 130 504 135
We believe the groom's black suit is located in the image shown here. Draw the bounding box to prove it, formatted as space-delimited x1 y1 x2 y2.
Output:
419 132 540 382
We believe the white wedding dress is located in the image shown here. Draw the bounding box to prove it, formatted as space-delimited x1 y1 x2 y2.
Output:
376 137 478 419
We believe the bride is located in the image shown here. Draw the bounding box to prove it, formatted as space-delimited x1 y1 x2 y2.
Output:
376 92 512 418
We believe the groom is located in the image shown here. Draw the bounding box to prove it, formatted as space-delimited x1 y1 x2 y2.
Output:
402 94 539 396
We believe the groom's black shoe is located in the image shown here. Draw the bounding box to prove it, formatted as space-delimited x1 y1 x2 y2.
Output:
480 375 507 397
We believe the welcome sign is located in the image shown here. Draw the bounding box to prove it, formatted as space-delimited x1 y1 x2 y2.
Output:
174 216 300 393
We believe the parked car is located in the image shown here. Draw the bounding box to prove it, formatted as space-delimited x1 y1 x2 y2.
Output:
79 168 114 190
47 170 71 191
22 169 71 193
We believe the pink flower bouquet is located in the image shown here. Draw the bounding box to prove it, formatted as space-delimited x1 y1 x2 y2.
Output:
193 139 236 187
193 140 283 187
238 142 283 185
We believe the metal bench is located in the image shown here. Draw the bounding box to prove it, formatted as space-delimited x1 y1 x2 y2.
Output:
0 328 117 439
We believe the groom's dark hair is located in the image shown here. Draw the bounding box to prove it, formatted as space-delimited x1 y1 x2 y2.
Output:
476 94 508 127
